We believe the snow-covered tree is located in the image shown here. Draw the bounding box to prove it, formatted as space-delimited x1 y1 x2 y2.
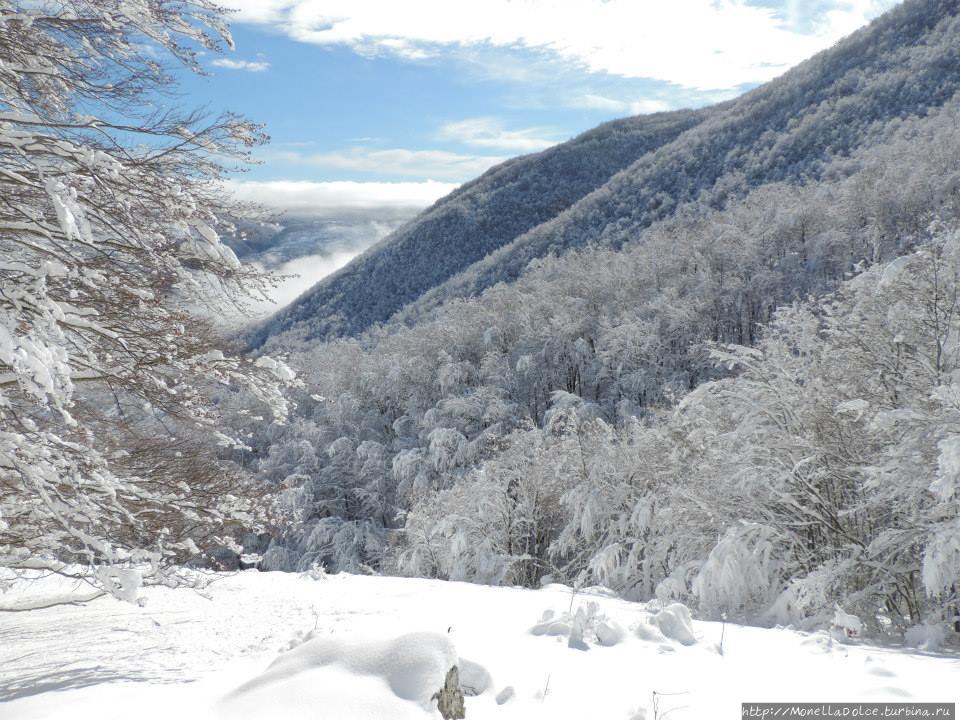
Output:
0 0 293 597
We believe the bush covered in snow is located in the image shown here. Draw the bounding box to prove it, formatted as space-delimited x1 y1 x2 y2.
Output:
0 0 294 600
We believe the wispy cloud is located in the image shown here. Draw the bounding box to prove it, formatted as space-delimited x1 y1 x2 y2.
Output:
261 147 507 181
245 221 403 316
437 118 558 152
770 0 898 35
212 57 271 72
225 0 899 91
258 249 363 311
227 180 455 315
575 94 673 116
226 179 457 214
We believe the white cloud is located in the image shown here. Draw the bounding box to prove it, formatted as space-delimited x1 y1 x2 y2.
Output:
226 179 456 214
777 0 899 35
437 118 558 152
261 147 506 181
576 94 674 116
212 57 271 72
226 182 449 315
255 249 366 312
224 0 900 91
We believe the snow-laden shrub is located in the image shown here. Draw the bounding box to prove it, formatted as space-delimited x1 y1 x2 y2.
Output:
831 605 864 639
299 563 328 581
766 560 857 631
530 603 626 649
905 623 948 652
299 518 384 573
396 425 577 587
693 524 782 621
650 603 698 646
921 518 960 601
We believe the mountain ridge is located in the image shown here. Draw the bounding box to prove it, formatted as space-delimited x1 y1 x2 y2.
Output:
255 0 960 351
249 108 714 346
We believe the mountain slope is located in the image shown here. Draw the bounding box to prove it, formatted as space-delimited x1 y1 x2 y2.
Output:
249 109 712 346
256 0 960 350
396 0 960 323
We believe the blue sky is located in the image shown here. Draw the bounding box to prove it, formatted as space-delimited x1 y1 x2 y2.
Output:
183 0 899 211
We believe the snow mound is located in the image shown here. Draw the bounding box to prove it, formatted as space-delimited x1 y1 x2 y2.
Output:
905 623 947 652
222 631 457 719
530 602 626 649
650 603 697 645
633 618 668 643
458 657 492 696
832 605 864 639
5 572 960 719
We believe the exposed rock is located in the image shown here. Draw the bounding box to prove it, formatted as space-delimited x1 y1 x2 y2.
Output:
432 665 466 719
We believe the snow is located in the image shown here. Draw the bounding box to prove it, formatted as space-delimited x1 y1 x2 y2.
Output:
93 567 142 605
905 624 948 653
921 516 960 597
530 602 627 651
651 603 698 646
222 631 459 719
878 255 913 288
832 605 865 638
835 398 870 420
933 434 960 501
1 571 958 720
253 354 297 382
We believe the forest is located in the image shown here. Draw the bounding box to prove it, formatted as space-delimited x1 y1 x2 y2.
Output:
2 0 959 652
250 101 960 638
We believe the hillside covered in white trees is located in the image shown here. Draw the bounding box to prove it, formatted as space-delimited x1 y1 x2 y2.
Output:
256 0 960 348
242 0 960 641
2 0 959 717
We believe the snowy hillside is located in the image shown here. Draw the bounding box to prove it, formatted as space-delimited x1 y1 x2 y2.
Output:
255 0 960 349
3 571 957 720
5 4 960 719
250 109 708 346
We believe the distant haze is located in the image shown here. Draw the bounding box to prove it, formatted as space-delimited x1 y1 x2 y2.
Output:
251 222 397 316
226 180 456 319
227 179 457 216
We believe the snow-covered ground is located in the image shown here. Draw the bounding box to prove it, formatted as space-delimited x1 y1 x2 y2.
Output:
1 570 957 719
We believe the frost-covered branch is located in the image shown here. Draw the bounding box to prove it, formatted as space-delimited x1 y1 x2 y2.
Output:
0 0 293 603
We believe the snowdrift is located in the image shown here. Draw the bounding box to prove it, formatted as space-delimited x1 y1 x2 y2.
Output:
1 571 957 720
221 631 459 719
